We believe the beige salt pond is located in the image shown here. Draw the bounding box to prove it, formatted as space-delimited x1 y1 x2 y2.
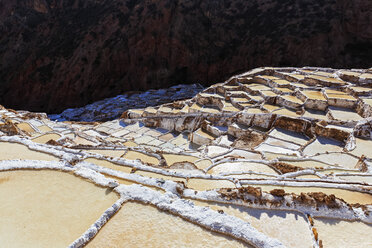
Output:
349 138 372 158
87 201 249 248
135 170 187 183
282 160 332 169
302 109 328 120
281 95 303 104
302 91 326 101
303 137 344 156
0 142 58 161
162 153 199 166
84 158 133 174
123 151 159 165
73 136 97 146
255 185 372 204
37 125 53 133
263 104 281 112
208 162 278 175
268 128 309 145
187 178 235 191
195 159 213 170
314 218 372 248
310 153 358 169
264 137 301 150
214 149 262 161
338 175 372 185
272 108 301 118
31 133 61 144
16 122 36 134
328 106 363 122
0 169 119 248
85 149 125 158
122 140 137 147
193 200 313 248
263 152 298 161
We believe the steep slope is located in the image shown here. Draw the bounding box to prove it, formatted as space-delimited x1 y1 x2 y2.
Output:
0 0 371 113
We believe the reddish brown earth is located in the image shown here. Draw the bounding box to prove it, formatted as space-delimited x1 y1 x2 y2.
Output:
0 0 371 113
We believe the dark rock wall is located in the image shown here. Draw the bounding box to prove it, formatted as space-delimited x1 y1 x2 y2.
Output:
0 0 371 113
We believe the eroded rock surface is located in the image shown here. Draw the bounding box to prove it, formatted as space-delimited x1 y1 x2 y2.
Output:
1 0 371 113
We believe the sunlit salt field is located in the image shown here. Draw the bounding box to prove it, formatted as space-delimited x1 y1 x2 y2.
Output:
1 67 372 247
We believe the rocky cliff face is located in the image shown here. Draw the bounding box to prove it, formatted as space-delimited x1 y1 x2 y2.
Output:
0 0 371 113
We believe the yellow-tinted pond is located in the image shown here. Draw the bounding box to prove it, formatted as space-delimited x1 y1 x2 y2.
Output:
16 122 36 134
208 162 277 175
85 149 125 158
162 153 199 166
0 142 58 161
87 202 249 248
123 151 159 165
0 169 119 248
187 178 235 191
84 158 132 174
32 133 61 144
37 125 53 133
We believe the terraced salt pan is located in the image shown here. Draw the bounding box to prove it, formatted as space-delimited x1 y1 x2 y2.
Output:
134 135 155 144
122 140 137 147
269 128 309 145
281 95 303 104
208 162 277 175
263 152 298 161
135 170 187 183
222 104 240 112
302 109 328 120
123 151 159 165
207 146 230 157
170 133 189 146
338 175 372 185
214 149 262 161
31 133 61 144
84 149 125 158
263 104 281 112
84 158 133 174
0 142 58 161
16 122 36 133
283 160 333 169
314 218 372 248
303 137 344 156
256 185 372 204
310 153 358 169
328 106 363 122
246 108 265 114
162 153 199 166
0 170 119 248
73 136 97 146
37 125 53 132
302 91 326 100
195 159 213 170
272 108 301 118
87 202 250 248
350 138 372 158
193 200 312 248
264 137 301 150
255 143 300 156
159 132 178 141
187 178 235 191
